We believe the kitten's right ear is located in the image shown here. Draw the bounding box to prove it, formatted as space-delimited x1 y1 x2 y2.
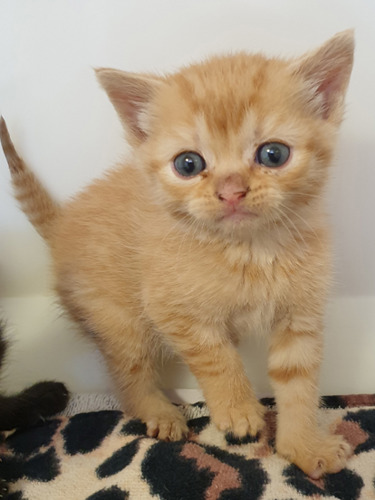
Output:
95 68 163 145
291 30 354 123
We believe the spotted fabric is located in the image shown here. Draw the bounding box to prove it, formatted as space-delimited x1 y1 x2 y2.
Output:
1 395 375 499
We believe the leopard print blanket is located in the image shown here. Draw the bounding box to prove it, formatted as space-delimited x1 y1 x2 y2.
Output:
1 395 375 499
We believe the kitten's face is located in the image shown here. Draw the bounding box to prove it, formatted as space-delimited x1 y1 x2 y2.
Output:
96 31 353 240
144 55 335 238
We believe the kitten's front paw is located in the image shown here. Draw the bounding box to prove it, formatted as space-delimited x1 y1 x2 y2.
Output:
213 400 265 438
145 407 188 441
277 432 352 479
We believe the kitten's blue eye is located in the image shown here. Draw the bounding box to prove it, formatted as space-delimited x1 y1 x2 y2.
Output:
256 142 290 168
173 152 206 177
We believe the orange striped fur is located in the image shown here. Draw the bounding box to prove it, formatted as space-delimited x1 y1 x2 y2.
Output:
0 118 61 240
0 31 354 477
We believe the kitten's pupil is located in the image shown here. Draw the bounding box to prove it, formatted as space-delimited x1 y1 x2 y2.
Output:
184 157 196 174
267 147 281 163
257 142 290 168
173 152 206 177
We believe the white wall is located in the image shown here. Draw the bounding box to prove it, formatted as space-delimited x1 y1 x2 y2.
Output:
0 0 374 397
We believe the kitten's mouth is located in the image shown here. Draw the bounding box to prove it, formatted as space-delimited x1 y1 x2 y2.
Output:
219 208 258 223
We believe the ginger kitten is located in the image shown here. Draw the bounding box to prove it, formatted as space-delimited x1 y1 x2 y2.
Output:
0 31 354 478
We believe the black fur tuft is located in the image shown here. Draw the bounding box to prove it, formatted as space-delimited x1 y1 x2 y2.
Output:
0 319 70 431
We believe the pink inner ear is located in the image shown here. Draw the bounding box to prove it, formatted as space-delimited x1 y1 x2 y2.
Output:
316 71 345 120
96 68 161 143
109 89 148 140
123 100 147 141
295 31 354 121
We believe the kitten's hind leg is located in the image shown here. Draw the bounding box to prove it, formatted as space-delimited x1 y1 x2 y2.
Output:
116 351 188 441
84 318 188 441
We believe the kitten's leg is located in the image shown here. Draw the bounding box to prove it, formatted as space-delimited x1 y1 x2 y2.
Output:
114 350 188 441
59 288 188 441
170 328 265 438
86 322 188 441
268 326 351 478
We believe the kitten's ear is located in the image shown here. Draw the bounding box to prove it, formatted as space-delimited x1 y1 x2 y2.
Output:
292 30 354 122
95 68 163 144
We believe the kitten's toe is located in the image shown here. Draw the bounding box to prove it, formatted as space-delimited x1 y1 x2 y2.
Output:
277 432 352 479
146 409 188 441
214 400 265 438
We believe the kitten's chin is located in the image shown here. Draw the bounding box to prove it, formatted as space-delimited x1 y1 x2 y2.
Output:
208 209 261 240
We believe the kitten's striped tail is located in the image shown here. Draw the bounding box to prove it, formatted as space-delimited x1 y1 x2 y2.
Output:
0 117 60 241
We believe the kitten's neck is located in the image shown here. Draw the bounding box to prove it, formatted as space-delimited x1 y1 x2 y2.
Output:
165 206 320 266
187 197 322 264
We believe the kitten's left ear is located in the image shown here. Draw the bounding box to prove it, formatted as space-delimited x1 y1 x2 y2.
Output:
95 68 163 145
292 30 354 122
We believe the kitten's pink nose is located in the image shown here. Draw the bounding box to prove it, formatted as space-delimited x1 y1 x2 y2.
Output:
216 175 249 206
217 190 247 205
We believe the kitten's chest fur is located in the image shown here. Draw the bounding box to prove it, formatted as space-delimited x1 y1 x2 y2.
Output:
141 215 293 338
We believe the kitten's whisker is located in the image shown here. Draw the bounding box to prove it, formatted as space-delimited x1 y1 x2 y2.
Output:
267 213 289 245
286 191 322 200
272 205 306 246
278 207 308 248
279 203 321 245
160 217 184 246
271 209 300 247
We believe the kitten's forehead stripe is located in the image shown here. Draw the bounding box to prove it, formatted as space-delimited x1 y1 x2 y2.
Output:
168 54 289 139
